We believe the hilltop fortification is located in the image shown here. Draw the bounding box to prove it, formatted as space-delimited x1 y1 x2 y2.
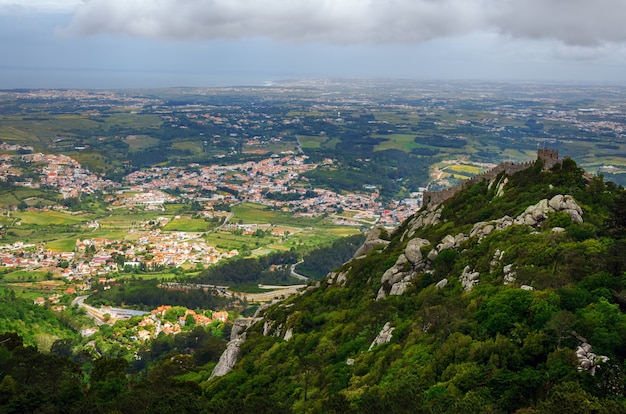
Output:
424 149 559 207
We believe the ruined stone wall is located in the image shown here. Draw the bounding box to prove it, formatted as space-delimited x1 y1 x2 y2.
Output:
423 159 539 207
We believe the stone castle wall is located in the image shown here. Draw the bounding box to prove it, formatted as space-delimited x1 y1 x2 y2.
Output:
423 149 558 207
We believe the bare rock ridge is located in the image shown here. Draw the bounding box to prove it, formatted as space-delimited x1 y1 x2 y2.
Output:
377 193 583 297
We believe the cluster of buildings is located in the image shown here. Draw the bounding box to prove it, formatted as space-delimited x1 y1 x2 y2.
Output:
132 306 230 340
1 144 422 225
125 154 420 225
0 151 119 198
1 231 238 284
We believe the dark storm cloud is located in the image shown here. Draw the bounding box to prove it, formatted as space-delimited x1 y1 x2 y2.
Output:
62 0 626 48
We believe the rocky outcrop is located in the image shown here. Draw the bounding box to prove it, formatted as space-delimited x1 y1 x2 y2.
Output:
490 250 505 272
470 195 583 241
403 207 442 240
327 271 349 286
548 195 584 223
470 216 514 239
435 278 448 289
210 318 259 379
427 233 468 262
210 335 246 379
368 322 395 350
404 237 430 265
514 195 583 227
494 177 508 198
438 234 456 251
230 317 260 340
254 303 272 318
283 328 293 341
460 265 480 291
390 281 410 296
576 342 609 375
377 238 430 300
503 264 516 285
352 227 390 259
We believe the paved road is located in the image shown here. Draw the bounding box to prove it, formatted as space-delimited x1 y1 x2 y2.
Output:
290 260 309 281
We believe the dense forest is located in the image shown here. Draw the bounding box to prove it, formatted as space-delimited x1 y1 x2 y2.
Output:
195 251 299 285
86 281 231 311
296 234 366 280
5 158 626 413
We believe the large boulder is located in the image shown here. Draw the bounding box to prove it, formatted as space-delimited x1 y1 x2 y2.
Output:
404 238 430 265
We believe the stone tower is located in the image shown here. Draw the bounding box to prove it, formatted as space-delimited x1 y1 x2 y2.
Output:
537 148 559 169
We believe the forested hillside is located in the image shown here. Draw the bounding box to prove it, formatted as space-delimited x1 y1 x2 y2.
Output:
204 158 626 413
4 157 626 413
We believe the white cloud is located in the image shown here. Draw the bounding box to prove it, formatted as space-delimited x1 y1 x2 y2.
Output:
0 0 80 13
62 0 626 49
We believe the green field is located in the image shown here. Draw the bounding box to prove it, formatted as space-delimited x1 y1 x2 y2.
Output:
14 211 91 226
163 216 210 232
231 203 323 227
373 133 421 152
447 164 485 175
298 135 326 149
0 188 60 209
205 231 277 251
2 270 51 282
45 238 78 252
125 135 161 152
171 140 204 154
98 210 166 228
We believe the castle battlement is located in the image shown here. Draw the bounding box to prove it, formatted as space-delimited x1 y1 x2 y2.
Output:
423 149 559 207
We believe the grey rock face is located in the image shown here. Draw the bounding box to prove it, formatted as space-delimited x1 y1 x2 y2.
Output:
368 322 395 350
427 249 439 261
210 334 246 379
460 265 480 291
490 249 505 272
210 317 262 379
470 195 583 241
353 226 390 259
328 271 349 286
283 328 293 341
376 286 387 301
390 281 410 296
514 195 583 227
230 318 260 340
403 207 442 240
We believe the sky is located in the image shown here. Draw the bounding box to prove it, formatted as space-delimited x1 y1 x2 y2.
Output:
2 0 626 89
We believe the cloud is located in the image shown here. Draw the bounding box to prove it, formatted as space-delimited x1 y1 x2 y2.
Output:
489 0 626 47
0 0 80 14
63 0 626 48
